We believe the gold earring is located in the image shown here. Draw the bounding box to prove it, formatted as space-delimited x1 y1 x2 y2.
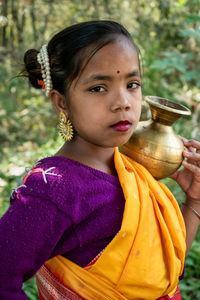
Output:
59 112 74 141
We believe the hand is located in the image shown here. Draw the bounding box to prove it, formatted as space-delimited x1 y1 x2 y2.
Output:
170 137 200 202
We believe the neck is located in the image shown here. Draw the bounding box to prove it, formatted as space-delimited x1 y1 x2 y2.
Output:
55 138 116 176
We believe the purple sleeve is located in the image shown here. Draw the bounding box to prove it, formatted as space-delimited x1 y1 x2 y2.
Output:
0 190 72 299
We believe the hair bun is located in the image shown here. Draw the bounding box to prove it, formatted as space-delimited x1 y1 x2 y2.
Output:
23 49 43 89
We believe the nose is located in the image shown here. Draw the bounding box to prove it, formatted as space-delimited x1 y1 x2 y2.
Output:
110 90 131 112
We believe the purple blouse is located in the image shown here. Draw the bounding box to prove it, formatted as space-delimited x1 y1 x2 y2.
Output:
0 156 125 299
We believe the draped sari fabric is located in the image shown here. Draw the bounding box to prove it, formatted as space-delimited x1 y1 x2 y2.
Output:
36 149 186 299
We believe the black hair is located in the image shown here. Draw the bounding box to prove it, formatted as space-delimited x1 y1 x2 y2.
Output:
23 20 139 96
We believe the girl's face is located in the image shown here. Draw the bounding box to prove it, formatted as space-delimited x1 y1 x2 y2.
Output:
67 36 142 149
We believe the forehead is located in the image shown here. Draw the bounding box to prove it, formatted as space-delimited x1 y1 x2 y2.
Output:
79 37 139 79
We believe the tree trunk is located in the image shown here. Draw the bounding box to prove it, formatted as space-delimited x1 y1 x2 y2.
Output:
11 0 26 49
30 0 37 42
40 0 54 38
1 0 8 47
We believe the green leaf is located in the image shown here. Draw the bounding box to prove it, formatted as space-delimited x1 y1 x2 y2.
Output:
180 28 200 41
181 70 199 81
185 14 200 23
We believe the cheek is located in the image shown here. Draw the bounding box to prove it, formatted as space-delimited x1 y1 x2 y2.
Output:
133 96 142 115
71 99 105 121
68 104 97 130
138 101 142 115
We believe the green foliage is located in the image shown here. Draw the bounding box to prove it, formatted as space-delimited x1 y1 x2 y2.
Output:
147 13 200 97
0 0 200 299
23 277 39 300
179 241 200 300
150 52 193 74
180 28 200 41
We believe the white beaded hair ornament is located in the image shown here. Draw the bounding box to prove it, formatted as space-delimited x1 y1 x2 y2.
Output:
37 44 53 96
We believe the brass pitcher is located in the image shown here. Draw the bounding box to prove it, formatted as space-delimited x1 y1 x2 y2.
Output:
120 96 191 179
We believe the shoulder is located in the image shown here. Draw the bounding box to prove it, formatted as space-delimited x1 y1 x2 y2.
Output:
10 156 78 207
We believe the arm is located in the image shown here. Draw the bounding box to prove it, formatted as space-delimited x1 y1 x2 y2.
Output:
0 189 71 299
181 198 200 252
170 138 200 253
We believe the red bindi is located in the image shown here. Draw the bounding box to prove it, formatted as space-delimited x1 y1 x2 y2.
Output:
117 70 120 74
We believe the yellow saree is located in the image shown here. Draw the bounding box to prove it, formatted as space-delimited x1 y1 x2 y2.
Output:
36 149 186 299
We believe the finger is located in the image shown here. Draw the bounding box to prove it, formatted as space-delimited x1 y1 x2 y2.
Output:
182 139 200 150
182 160 200 176
179 136 189 145
180 138 195 152
189 146 196 152
183 155 198 168
183 150 200 162
184 146 190 152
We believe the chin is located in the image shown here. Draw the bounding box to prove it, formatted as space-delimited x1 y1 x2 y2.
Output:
110 137 130 148
116 141 128 147
118 134 132 146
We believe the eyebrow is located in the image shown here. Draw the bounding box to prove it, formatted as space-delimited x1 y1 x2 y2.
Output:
83 70 140 85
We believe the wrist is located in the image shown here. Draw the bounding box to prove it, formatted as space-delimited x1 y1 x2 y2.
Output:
182 201 200 221
185 196 200 209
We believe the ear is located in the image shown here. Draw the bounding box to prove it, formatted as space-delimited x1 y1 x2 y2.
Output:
50 89 68 116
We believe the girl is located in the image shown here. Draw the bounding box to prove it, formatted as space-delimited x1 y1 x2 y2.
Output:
0 20 200 300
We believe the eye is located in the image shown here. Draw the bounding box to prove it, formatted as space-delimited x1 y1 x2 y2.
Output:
127 81 140 89
89 86 105 93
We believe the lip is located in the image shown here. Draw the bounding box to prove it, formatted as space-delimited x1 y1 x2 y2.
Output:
110 120 132 132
